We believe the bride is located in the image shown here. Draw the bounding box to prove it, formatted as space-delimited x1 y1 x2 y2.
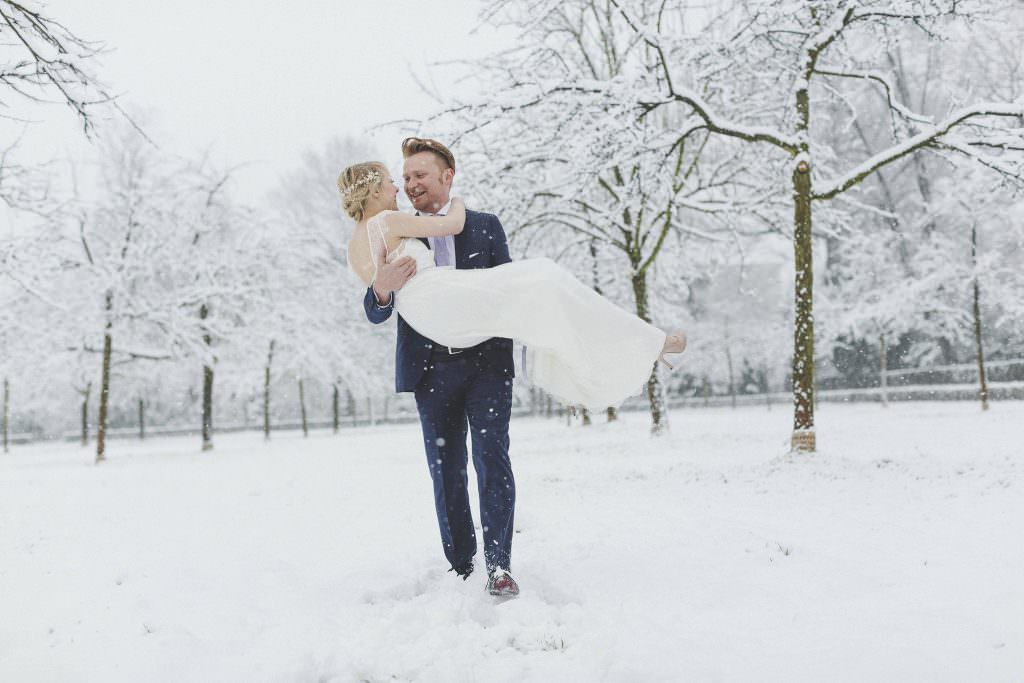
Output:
342 161 686 410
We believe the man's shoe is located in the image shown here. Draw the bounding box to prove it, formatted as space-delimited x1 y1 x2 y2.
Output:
449 561 474 581
486 569 520 597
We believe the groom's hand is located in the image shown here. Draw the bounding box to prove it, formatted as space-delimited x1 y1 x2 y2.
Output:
372 255 416 305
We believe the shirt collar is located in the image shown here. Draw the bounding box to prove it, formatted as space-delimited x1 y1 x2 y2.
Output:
416 198 453 217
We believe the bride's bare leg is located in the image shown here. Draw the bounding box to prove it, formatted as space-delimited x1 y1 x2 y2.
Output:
658 330 687 369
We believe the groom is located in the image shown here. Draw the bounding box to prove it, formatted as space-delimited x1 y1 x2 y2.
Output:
363 137 519 597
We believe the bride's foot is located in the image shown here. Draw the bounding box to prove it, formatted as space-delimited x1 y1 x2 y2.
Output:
658 330 687 370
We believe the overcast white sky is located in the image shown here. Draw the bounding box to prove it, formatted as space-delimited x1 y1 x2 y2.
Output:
8 0 511 201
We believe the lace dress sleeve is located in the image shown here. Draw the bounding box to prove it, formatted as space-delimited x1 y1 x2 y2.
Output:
363 212 392 285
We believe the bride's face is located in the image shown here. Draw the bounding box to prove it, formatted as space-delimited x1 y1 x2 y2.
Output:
376 176 400 210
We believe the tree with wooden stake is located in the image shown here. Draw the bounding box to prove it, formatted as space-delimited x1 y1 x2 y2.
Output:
462 0 1024 451
441 3 753 434
260 136 392 436
183 162 258 453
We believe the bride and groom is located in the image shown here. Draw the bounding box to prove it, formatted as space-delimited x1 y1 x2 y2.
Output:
346 137 686 598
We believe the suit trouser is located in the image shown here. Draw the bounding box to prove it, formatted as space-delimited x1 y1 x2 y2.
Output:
414 351 515 572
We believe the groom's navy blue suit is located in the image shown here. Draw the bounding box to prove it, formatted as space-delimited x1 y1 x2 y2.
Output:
363 209 516 573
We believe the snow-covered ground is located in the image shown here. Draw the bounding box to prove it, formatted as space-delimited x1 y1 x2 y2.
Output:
1 401 1021 682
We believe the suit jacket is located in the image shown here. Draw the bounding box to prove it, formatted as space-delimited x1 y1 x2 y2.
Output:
363 209 516 393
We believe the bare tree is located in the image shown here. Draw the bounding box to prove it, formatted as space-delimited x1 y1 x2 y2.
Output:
0 0 112 134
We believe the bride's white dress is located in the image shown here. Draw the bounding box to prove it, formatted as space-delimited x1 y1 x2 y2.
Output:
361 211 665 410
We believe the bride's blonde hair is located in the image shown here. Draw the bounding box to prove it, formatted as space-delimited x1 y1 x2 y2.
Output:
337 161 388 221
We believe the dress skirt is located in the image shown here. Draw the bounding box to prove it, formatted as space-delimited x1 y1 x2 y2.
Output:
395 257 665 410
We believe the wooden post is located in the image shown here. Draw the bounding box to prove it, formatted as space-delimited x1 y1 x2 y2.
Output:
726 346 736 410
332 385 340 433
2 377 8 454
200 304 214 452
879 333 889 407
298 377 308 437
606 407 617 422
971 225 990 411
264 340 274 440
81 383 91 446
138 398 145 440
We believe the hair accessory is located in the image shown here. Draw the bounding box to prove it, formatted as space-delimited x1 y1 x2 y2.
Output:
342 170 382 197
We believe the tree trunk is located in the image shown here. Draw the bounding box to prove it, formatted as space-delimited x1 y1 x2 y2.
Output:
298 377 309 437
971 226 989 411
80 383 91 446
606 407 617 422
702 376 710 407
584 239 602 428
726 345 736 410
96 298 113 464
264 340 274 440
879 333 889 408
332 384 340 433
202 362 214 451
367 397 375 426
2 377 8 454
545 394 552 418
632 269 667 435
138 398 145 440
200 304 214 452
791 155 816 452
347 388 356 427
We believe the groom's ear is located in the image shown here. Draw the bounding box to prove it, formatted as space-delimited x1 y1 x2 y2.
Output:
443 167 455 186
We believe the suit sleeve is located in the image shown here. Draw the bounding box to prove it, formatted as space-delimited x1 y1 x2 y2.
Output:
490 215 512 266
363 286 394 324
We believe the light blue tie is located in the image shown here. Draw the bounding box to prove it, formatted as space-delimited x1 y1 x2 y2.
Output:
432 235 454 267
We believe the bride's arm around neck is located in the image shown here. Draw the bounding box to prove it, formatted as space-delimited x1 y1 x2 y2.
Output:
376 198 466 238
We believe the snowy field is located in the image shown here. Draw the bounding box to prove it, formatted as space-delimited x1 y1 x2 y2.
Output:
1 401 1021 682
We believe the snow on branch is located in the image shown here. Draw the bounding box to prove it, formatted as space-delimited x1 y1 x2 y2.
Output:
0 0 113 134
813 100 1024 200
656 87 801 153
814 66 934 126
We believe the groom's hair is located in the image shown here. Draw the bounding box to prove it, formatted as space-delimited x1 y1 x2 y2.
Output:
402 137 455 173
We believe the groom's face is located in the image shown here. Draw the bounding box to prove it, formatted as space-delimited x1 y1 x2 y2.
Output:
403 152 453 214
